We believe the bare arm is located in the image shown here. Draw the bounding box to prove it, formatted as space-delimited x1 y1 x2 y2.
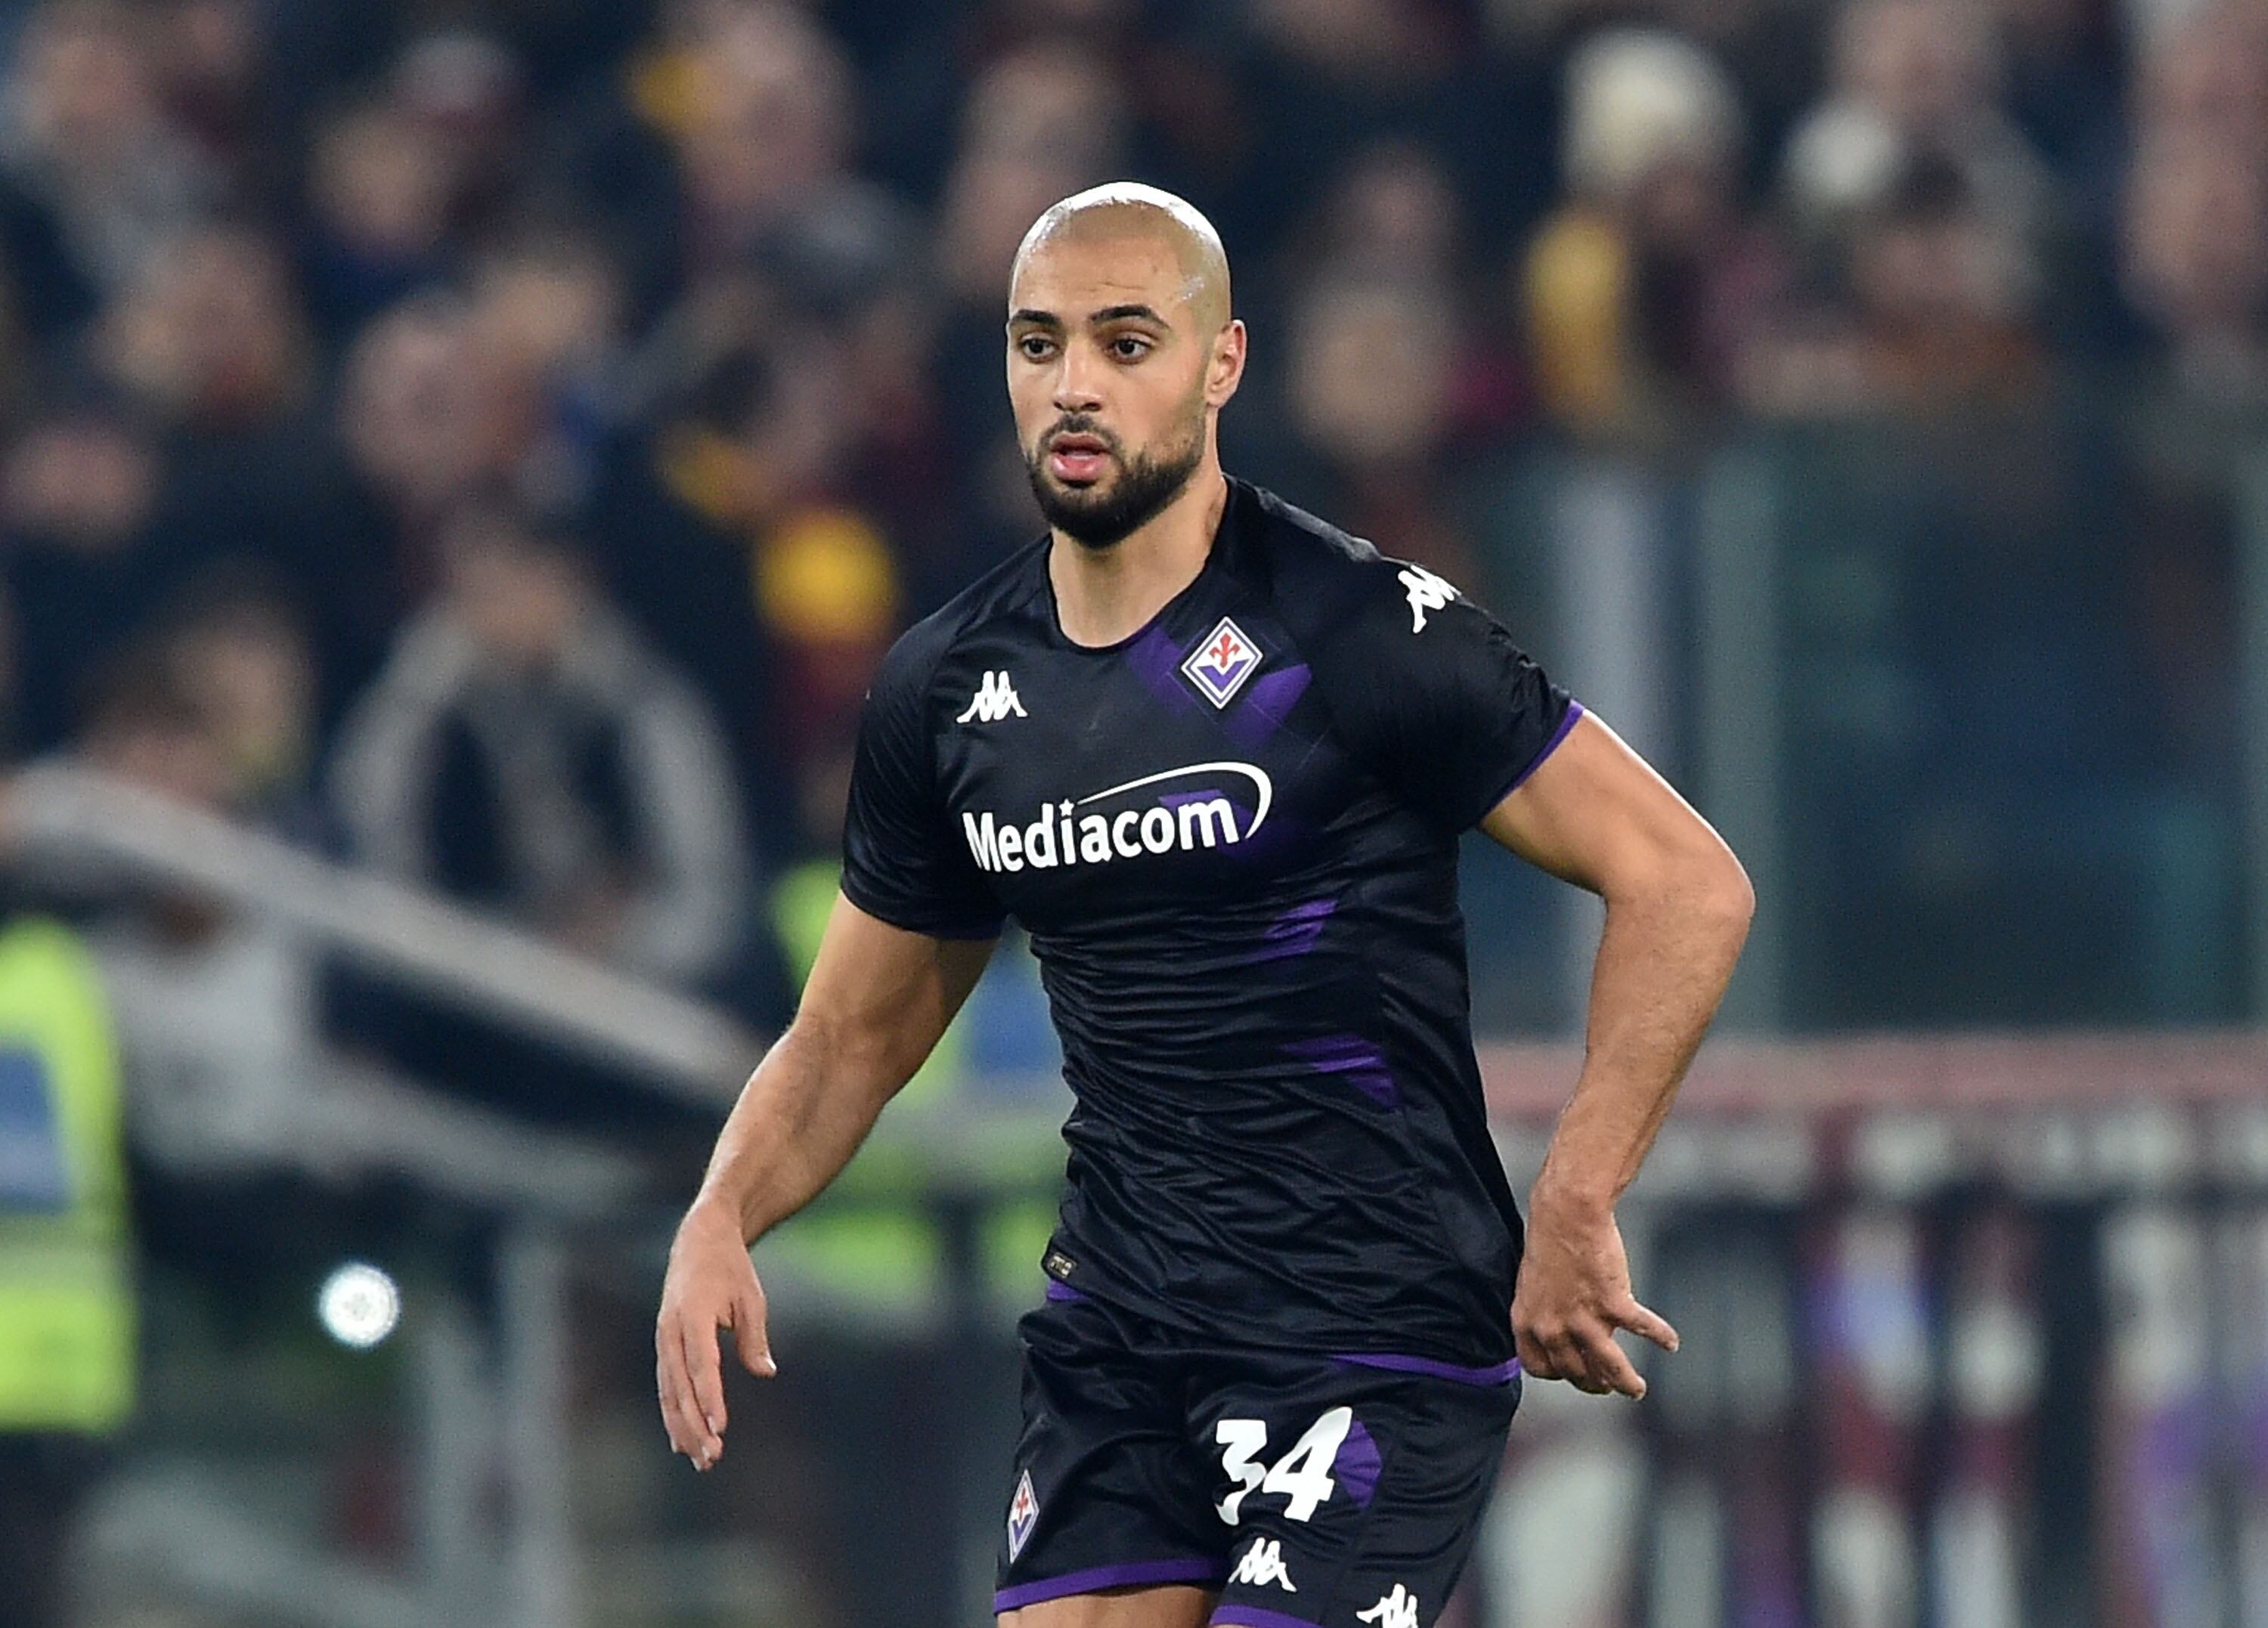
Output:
1481 710 1753 1397
656 895 993 1466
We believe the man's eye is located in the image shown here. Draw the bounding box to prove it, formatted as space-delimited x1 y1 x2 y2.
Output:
1018 336 1055 360
1110 336 1151 360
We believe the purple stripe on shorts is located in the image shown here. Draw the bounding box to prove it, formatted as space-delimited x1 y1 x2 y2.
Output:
996 1558 1225 1612
1333 1352 1522 1386
1211 1606 1321 1628
1335 1417 1383 1507
1043 1280 1086 1304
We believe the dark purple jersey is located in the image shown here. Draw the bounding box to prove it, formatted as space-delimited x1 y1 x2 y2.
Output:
842 478 1579 1365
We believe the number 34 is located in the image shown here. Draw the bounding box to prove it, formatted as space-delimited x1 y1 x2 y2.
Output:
1215 1407 1353 1524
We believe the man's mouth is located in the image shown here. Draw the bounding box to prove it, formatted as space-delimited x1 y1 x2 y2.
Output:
1046 432 1113 484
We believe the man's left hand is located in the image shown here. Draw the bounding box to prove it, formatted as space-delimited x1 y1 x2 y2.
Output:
1510 1184 1678 1398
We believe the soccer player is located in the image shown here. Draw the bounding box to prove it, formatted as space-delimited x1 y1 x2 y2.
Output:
656 182 1753 1628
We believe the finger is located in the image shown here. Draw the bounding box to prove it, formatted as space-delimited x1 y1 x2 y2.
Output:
1610 1297 1681 1354
680 1317 729 1461
1570 1324 1648 1399
661 1320 719 1465
655 1329 701 1458
1513 1322 1559 1381
730 1287 777 1380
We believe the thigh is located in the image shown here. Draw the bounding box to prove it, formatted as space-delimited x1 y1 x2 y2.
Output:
994 1298 1230 1617
1194 1355 1520 1628
1000 1583 1217 1628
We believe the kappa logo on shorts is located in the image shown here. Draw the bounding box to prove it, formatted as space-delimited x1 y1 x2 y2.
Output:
1357 1585 1421 1627
1182 617 1263 707
1007 1469 1040 1560
1229 1537 1297 1592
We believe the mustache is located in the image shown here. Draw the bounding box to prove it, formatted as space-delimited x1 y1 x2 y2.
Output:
1036 416 1123 454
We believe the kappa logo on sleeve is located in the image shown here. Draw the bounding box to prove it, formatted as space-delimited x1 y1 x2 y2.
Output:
1181 617 1263 707
956 670 1027 724
1007 1469 1040 1559
1397 565 1458 633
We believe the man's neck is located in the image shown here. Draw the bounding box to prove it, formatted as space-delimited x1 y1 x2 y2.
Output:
1049 465 1229 648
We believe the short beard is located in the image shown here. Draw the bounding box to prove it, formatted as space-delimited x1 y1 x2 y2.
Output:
1026 419 1205 549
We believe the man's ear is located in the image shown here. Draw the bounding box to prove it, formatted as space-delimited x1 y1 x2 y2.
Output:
1207 319 1248 408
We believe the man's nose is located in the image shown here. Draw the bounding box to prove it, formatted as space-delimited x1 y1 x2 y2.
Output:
1052 348 1105 415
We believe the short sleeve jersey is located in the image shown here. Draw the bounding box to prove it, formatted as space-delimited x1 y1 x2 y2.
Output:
843 479 1580 1366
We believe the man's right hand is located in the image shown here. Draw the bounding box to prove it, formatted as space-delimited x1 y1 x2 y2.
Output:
655 1199 776 1470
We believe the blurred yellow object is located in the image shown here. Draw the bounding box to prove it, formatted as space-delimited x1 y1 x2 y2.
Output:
0 918 134 1435
755 507 901 647
1525 208 1631 435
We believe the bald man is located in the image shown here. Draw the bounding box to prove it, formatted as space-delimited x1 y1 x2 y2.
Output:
657 184 1753 1628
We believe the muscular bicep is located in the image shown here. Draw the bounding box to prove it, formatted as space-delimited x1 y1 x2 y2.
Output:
1479 711 1749 905
795 893 996 1097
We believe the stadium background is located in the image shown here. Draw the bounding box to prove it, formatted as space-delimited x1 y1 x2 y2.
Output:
0 0 2261 1623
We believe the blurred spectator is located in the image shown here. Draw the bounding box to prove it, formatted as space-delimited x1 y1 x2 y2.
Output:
1281 274 1481 584
2121 129 2268 406
1747 156 2046 414
599 310 906 832
0 902 134 1628
336 292 522 597
70 642 327 1170
98 220 310 433
299 96 455 344
330 499 754 992
632 2 895 283
388 29 527 224
1783 0 2056 258
468 221 631 509
0 0 221 305
0 398 182 754
1523 29 1783 446
159 573 322 828
2128 0 2268 169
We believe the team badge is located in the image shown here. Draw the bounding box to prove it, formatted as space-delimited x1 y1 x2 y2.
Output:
1007 1469 1040 1560
1182 617 1263 708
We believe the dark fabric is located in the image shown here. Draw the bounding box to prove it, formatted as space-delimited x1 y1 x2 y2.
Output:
996 1292 1519 1627
840 478 1576 1364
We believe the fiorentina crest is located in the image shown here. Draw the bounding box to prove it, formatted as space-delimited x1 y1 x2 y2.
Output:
1182 617 1263 708
1008 1469 1040 1560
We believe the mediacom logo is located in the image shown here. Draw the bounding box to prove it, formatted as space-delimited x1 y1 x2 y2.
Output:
961 762 1273 874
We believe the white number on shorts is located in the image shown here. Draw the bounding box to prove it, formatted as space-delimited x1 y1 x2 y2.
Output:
1216 1418 1270 1524
1213 1406 1355 1525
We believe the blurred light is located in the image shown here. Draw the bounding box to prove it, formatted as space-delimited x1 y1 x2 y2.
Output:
318 1261 401 1349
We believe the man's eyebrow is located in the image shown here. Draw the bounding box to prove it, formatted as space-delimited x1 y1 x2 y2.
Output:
1089 303 1167 326
1008 308 1062 329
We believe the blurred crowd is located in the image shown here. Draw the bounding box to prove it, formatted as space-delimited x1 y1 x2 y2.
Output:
0 0 2259 1035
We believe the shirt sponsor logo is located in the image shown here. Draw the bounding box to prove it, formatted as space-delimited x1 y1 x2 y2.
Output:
1007 1469 1040 1560
961 762 1273 874
956 670 1028 723
1398 565 1457 633
1182 616 1264 707
1229 1537 1298 1592
1357 1585 1421 1627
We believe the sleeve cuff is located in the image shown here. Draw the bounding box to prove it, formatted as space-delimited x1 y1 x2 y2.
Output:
838 871 1005 942
1471 698 1585 823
